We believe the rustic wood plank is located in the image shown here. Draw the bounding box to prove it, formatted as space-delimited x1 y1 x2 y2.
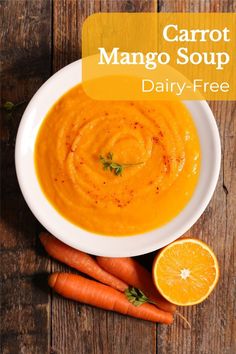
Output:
53 0 108 72
51 1 157 354
0 1 52 353
53 0 157 72
157 1 236 354
158 0 235 12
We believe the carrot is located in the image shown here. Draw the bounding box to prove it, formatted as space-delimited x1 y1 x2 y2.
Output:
49 272 173 324
40 232 128 292
96 257 176 313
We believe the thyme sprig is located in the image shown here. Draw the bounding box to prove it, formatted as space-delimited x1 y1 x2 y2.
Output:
99 152 143 176
1 100 27 112
1 100 27 120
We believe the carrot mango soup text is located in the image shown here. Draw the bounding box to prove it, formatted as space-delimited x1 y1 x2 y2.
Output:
34 84 200 236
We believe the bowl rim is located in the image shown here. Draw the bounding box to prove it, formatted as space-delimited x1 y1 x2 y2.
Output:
15 59 221 257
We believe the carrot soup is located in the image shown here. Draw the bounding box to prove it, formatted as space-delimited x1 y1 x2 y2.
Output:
34 84 200 236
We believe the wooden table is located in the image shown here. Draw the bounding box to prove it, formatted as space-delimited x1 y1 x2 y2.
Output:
1 1 235 353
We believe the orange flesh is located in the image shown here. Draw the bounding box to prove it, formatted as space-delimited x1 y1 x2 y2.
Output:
153 239 219 305
34 84 200 236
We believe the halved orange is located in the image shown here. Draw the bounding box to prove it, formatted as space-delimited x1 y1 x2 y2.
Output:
152 238 219 306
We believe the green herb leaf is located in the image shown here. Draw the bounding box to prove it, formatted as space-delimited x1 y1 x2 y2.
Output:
125 287 154 307
1 100 27 120
115 166 123 176
107 152 113 160
3 101 15 112
99 152 143 177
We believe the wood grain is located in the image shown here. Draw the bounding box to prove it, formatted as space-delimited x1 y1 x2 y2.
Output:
0 1 52 353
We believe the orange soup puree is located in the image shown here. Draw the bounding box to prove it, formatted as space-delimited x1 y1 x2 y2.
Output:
35 84 200 236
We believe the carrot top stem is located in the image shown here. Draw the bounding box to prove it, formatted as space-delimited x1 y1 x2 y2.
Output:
125 287 157 307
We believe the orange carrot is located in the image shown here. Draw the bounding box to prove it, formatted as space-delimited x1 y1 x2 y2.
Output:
96 257 176 313
49 272 173 324
40 232 128 292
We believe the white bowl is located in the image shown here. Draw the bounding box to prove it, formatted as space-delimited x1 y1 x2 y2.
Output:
15 59 221 257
